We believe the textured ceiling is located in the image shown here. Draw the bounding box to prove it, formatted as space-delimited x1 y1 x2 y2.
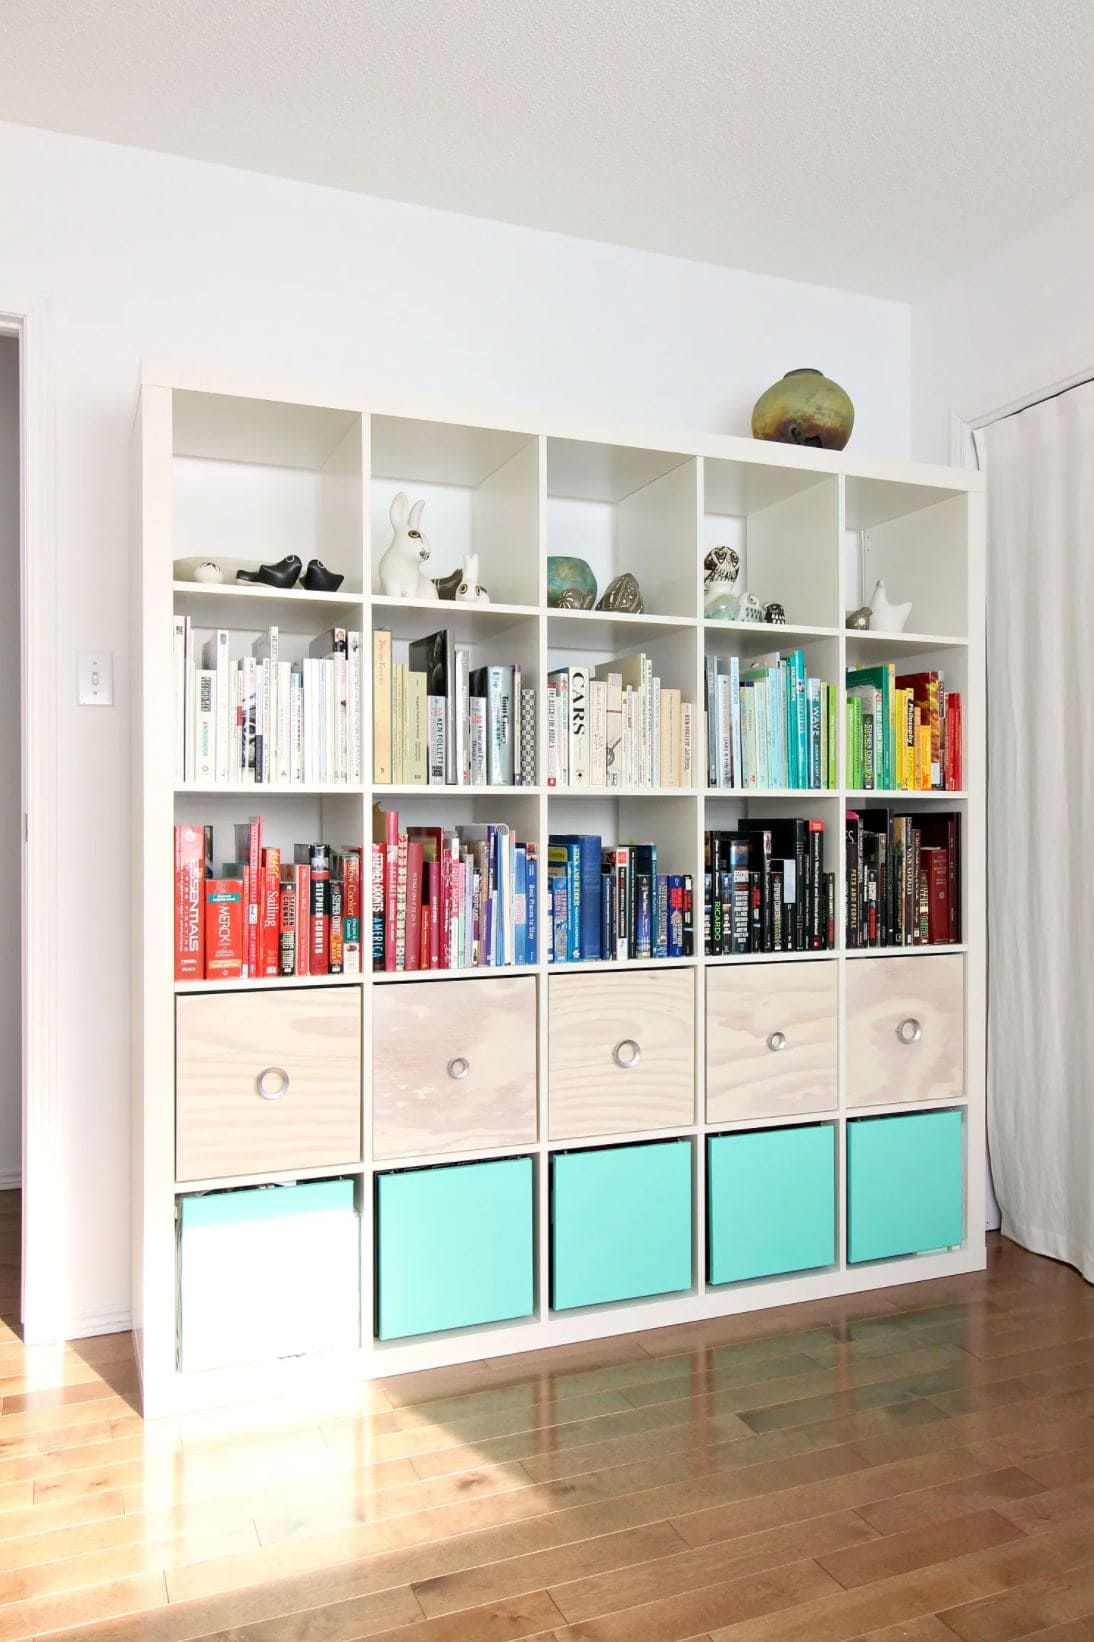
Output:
2 0 1093 297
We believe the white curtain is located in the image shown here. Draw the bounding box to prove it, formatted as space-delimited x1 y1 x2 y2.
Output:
979 383 1094 1282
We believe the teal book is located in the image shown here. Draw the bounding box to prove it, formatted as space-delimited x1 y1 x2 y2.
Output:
847 664 895 789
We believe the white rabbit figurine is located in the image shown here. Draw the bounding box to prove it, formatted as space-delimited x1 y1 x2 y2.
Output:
378 493 437 600
454 552 491 605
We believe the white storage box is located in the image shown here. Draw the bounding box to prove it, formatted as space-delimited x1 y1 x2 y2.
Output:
177 1179 360 1372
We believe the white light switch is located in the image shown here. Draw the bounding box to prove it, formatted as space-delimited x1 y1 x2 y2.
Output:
78 651 114 706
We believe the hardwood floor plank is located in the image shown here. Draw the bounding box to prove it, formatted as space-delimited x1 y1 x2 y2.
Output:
815 1507 1026 1590
936 1560 1094 1640
856 1469 1045 1536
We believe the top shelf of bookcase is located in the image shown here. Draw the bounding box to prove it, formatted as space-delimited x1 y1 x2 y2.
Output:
173 581 365 629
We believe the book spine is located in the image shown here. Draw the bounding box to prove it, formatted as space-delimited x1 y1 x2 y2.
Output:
428 859 441 968
427 696 446 783
469 697 487 786
261 846 281 977
605 673 622 789
309 863 330 975
633 875 652 959
371 842 385 970
328 876 344 974
520 689 537 787
278 878 296 977
546 684 558 787
294 863 310 976
383 819 398 973
454 647 471 786
395 833 408 970
347 631 362 784
526 843 538 965
568 665 588 787
204 880 243 979
589 679 607 788
173 824 205 980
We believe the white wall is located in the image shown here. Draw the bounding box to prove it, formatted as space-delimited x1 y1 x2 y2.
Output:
0 119 911 1333
914 188 1094 462
0 337 19 1189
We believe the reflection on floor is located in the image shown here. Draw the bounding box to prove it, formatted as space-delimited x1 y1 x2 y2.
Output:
1 1194 1093 1640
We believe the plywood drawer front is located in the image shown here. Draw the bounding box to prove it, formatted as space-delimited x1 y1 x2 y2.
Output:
846 955 964 1108
706 962 837 1123
375 1157 535 1340
548 969 695 1140
848 1110 964 1262
372 977 537 1160
176 989 362 1182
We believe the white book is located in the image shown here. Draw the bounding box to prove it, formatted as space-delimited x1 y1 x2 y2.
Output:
333 652 347 783
590 678 608 787
512 663 522 786
231 664 243 780
568 665 589 788
172 616 186 785
548 670 570 786
183 616 196 782
195 670 216 784
604 672 622 789
276 662 292 783
717 674 732 786
201 629 231 785
730 655 743 789
427 696 446 783
469 696 487 786
240 655 257 783
289 668 305 784
251 629 278 786
254 659 266 784
346 631 362 784
454 646 471 786
652 675 661 788
302 658 319 784
644 656 654 786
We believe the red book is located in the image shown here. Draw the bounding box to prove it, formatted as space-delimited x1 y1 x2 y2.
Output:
371 842 384 972
294 862 311 976
261 847 281 977
278 877 297 976
342 847 362 975
428 860 441 969
379 809 398 973
404 840 424 973
233 819 262 978
924 847 949 944
309 858 330 975
205 878 244 979
329 874 344 974
174 824 205 981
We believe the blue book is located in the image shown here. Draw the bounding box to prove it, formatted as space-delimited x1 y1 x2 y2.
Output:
667 874 684 957
526 847 538 965
551 834 602 962
513 844 528 966
655 876 669 958
633 874 653 959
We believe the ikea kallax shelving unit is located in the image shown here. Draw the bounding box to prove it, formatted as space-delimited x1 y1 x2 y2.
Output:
133 361 986 1418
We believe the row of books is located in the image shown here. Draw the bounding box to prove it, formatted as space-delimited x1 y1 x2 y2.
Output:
846 667 963 791
847 809 961 947
546 834 694 961
371 807 537 969
173 622 363 787
705 823 835 955
705 652 837 790
372 629 535 787
546 658 695 789
174 819 362 981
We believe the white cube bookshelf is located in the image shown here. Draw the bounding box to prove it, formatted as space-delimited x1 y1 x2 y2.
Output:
133 363 985 1416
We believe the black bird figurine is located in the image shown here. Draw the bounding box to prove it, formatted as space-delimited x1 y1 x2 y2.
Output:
302 559 345 592
236 555 303 589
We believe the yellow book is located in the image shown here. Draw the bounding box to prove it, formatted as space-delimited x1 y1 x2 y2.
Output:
392 662 405 784
917 719 931 790
372 628 392 783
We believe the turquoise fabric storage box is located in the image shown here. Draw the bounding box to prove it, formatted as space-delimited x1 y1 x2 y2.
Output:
707 1124 836 1285
848 1109 964 1263
375 1155 534 1340
177 1179 360 1372
551 1140 693 1310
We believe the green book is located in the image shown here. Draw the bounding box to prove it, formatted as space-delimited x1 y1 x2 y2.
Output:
847 664 895 789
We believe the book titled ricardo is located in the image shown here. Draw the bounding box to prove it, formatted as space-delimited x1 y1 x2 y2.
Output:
547 833 694 963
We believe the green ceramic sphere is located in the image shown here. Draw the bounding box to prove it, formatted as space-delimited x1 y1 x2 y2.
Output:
751 368 854 450
547 556 597 609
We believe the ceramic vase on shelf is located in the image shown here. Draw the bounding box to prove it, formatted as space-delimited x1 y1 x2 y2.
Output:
751 368 854 450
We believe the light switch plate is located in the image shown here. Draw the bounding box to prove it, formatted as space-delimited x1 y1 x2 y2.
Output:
77 651 113 706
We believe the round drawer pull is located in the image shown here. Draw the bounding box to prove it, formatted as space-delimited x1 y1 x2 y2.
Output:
447 1057 470 1080
896 1016 923 1045
613 1039 641 1069
766 1030 788 1053
256 1066 290 1100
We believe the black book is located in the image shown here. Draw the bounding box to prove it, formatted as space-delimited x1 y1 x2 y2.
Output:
408 629 455 781
742 818 808 951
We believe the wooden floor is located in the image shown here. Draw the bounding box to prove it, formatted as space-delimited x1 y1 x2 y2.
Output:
1 1197 1094 1641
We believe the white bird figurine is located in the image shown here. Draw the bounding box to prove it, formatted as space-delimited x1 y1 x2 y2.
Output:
868 578 912 633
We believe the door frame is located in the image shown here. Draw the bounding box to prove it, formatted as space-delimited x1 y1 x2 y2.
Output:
0 288 62 1343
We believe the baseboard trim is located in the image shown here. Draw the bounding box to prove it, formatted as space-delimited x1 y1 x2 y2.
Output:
63 1310 132 1342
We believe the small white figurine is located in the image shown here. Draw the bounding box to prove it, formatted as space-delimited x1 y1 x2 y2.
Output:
378 493 437 600
868 578 912 633
454 552 491 604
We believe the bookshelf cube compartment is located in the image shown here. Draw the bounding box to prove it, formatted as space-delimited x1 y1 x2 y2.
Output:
703 631 840 793
375 1156 535 1339
706 961 837 1123
373 975 538 1160
172 393 365 595
705 795 840 957
548 967 695 1140
707 1124 836 1285
550 1139 693 1309
843 641 969 797
546 440 698 619
176 987 363 1182
178 1178 361 1371
844 480 970 639
370 417 540 608
846 953 965 1107
703 463 839 629
847 1109 964 1262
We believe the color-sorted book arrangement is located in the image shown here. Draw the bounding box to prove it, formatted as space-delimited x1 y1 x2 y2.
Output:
846 808 961 947
546 833 694 962
373 628 535 787
371 806 537 970
846 665 963 791
173 621 362 787
704 822 834 955
705 650 836 790
547 656 694 789
174 818 362 982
